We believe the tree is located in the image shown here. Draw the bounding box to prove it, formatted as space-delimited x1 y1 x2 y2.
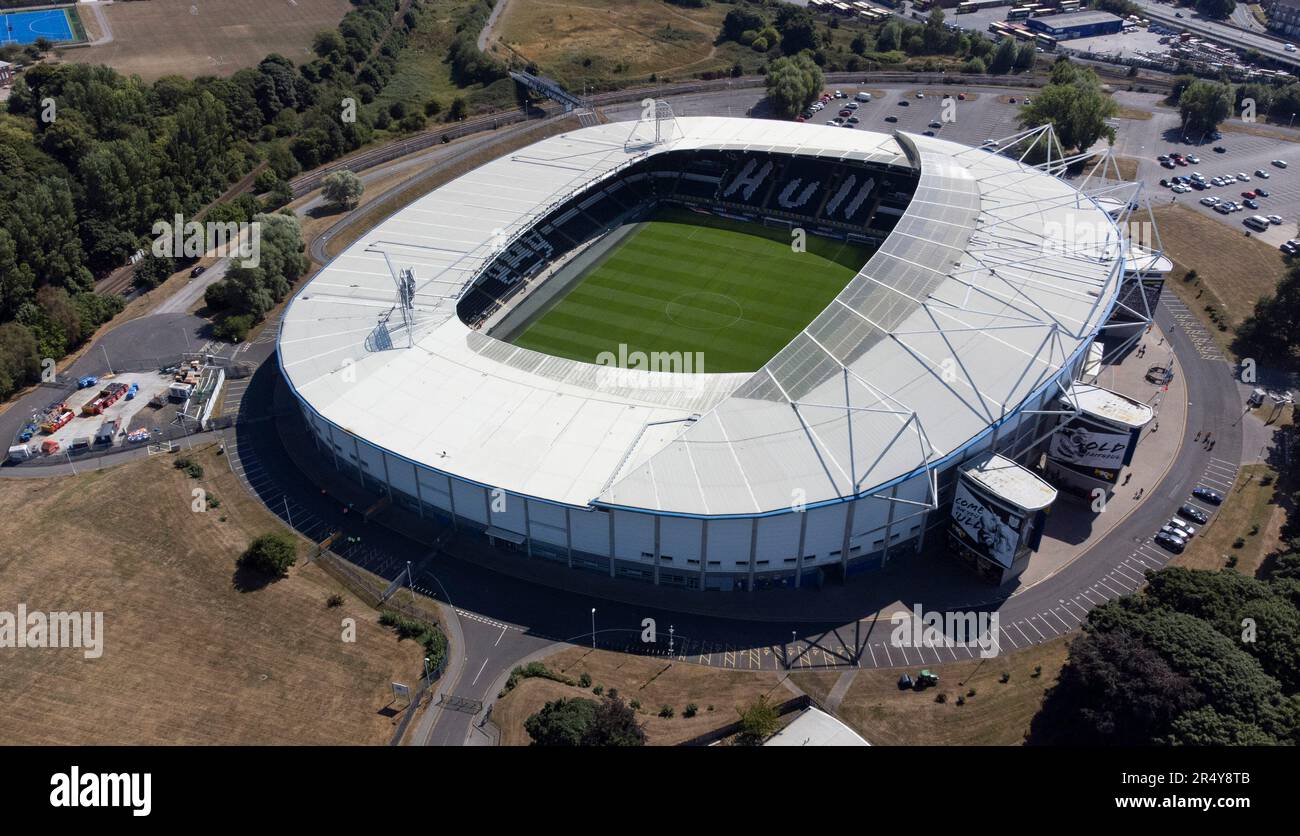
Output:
1196 0 1236 20
584 695 647 746
448 96 469 121
1178 79 1233 135
721 6 766 42
322 170 364 210
1019 64 1118 152
1234 265 1300 367
736 695 781 745
989 37 1018 75
876 20 902 53
764 53 824 119
525 698 598 746
237 532 298 577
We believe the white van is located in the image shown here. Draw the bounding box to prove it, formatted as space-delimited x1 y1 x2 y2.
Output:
1244 215 1270 232
855 91 871 102
7 445 32 462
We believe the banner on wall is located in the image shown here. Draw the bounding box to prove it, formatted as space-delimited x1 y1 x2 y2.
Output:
949 482 1023 569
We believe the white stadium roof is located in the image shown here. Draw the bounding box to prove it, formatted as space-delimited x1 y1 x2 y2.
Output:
280 117 1126 518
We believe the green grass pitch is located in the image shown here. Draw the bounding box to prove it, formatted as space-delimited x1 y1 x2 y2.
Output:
509 207 875 373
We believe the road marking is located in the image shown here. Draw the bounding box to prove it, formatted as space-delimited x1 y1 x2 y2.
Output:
868 644 878 667
1013 622 1033 645
471 658 488 686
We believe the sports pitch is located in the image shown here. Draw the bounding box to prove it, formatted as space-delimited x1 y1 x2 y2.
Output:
0 9 75 45
510 207 874 373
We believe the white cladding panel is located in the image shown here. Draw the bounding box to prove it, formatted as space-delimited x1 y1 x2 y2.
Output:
756 514 803 562
613 510 656 561
570 507 610 555
452 480 489 525
659 516 703 563
706 518 752 567
528 500 568 546
386 453 417 496
804 503 848 557
489 490 527 534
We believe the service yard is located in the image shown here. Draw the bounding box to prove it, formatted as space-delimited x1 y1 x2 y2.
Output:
13 371 175 460
0 442 422 745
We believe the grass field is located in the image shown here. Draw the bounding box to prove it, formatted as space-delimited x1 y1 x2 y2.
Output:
487 0 738 87
493 646 788 745
1153 204 1289 359
0 442 423 744
510 207 874 373
62 0 353 80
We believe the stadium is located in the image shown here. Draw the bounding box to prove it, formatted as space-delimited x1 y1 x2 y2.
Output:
278 112 1160 592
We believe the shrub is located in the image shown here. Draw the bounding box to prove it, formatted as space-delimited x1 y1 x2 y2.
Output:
999 672 1011 683
659 705 675 718
237 532 298 577
936 692 947 703
578 672 592 688
630 699 641 711
735 695 779 745
592 684 604 696
326 593 344 608
172 456 204 478
684 703 699 718
967 688 977 697
1233 537 1246 549
956 695 966 706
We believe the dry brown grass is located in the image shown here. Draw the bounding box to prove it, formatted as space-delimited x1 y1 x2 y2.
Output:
793 638 1070 746
1116 106 1154 121
1152 204 1287 353
493 646 789 745
492 0 729 81
0 442 423 744
1174 464 1286 576
62 0 353 80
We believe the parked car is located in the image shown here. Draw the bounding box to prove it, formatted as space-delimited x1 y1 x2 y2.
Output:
898 100 910 106
885 115 898 123
1213 146 1226 153
1167 519 1197 538
1192 487 1224 505
1255 187 1269 197
1200 196 1220 206
1158 526 1188 546
1179 504 1209 524
1187 155 1200 164
1245 198 1260 210
1254 169 1270 179
1268 215 1283 225
1161 159 1176 169
77 375 98 389
1272 159 1288 168
1155 532 1186 553
928 121 942 129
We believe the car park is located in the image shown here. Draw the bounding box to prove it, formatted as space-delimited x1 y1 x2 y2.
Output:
1179 504 1209 524
1192 487 1224 505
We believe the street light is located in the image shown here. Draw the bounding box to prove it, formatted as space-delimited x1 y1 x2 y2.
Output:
590 607 596 649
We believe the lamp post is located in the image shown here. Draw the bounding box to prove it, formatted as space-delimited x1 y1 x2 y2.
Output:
590 607 596 649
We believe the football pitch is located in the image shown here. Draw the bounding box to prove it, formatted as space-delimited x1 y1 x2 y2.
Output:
510 207 874 373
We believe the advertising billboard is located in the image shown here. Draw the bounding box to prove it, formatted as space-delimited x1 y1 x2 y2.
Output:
949 482 1023 569
1048 417 1133 471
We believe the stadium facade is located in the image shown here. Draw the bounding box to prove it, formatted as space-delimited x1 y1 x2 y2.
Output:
279 115 1161 591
